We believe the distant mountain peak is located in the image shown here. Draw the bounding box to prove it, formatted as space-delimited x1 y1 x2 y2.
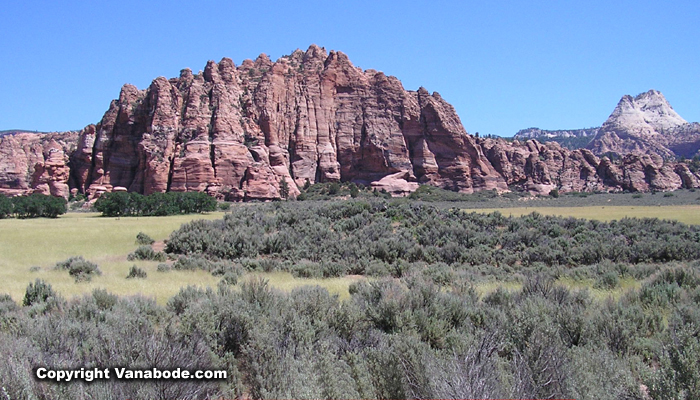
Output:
587 90 699 158
609 89 687 133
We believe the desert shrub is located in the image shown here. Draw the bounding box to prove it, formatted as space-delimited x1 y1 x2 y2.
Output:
54 256 101 282
162 201 700 282
22 279 57 306
483 286 515 306
423 262 455 286
166 286 209 315
156 263 171 272
594 271 620 290
649 312 700 399
218 202 231 211
328 182 341 195
173 255 212 271
3 257 700 399
135 231 155 245
220 271 239 285
127 245 166 262
290 260 323 278
126 265 147 279
649 267 699 289
91 288 118 310
365 260 390 277
321 260 347 278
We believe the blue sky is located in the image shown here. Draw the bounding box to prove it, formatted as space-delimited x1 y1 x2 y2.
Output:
1 0 697 136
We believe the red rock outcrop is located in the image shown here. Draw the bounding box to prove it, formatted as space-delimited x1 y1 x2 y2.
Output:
1 49 699 199
67 45 509 200
477 137 699 195
0 131 78 198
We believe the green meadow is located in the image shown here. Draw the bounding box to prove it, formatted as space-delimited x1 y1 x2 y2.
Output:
473 205 700 225
1 204 697 304
0 211 363 303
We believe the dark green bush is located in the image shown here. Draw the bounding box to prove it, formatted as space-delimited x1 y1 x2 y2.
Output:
95 191 216 217
0 196 12 218
55 256 101 282
22 279 57 306
7 193 67 218
126 265 147 279
135 232 155 245
127 245 166 262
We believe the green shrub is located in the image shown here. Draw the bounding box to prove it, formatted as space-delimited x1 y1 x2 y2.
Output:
95 191 216 217
328 182 341 195
55 256 101 282
290 261 322 278
23 279 57 306
127 245 166 262
126 265 147 279
0 196 12 218
594 272 620 290
92 288 118 310
173 255 213 271
156 263 171 272
9 193 66 218
220 271 239 285
135 232 155 245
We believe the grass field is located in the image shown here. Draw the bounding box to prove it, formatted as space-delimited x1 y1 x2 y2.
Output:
472 205 700 225
1 204 696 305
0 212 226 304
0 211 367 304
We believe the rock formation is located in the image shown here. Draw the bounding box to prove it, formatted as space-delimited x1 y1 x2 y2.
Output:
513 127 599 150
0 131 78 198
478 137 696 193
65 45 508 200
587 90 700 158
1 48 699 199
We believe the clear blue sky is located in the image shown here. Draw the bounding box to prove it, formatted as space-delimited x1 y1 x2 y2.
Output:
1 0 698 136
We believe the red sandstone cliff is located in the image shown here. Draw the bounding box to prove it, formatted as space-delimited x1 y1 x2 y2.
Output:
1 47 699 199
65 45 509 200
0 131 78 198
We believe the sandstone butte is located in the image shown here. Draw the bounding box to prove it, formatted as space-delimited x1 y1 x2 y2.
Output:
1 46 699 200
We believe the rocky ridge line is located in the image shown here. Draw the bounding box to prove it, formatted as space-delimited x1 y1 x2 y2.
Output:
1 48 699 199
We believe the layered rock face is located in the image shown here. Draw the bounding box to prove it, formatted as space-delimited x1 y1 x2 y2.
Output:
587 90 700 158
1 49 699 199
0 131 78 198
65 45 508 200
478 137 697 193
